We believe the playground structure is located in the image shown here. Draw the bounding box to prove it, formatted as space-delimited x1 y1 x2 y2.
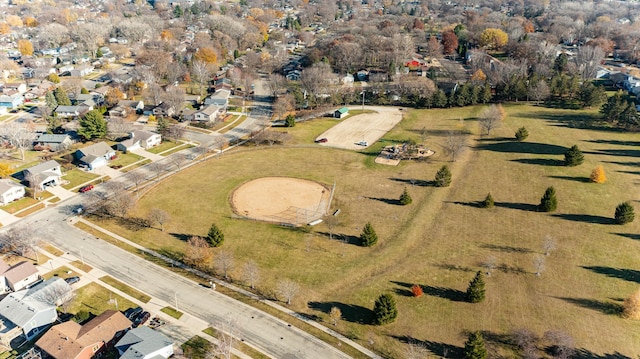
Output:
375 143 435 165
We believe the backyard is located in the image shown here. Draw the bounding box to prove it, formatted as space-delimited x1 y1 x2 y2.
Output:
91 103 640 357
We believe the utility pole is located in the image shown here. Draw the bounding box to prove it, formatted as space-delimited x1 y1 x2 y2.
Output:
361 90 365 110
175 291 178 311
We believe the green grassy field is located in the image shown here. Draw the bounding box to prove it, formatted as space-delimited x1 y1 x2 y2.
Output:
110 151 144 167
62 169 100 189
94 103 640 357
67 282 136 316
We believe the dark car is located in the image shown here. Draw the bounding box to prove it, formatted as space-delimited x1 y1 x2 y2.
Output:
65 276 80 285
133 311 150 327
79 184 94 193
314 138 328 143
124 307 143 320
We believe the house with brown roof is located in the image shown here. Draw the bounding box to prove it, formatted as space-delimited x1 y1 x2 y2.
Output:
36 310 132 359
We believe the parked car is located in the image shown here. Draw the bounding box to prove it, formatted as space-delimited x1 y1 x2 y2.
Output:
314 138 328 143
356 141 368 146
124 307 143 320
65 276 80 285
79 184 94 193
133 311 150 327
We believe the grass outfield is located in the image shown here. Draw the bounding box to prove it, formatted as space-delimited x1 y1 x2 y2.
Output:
94 103 640 357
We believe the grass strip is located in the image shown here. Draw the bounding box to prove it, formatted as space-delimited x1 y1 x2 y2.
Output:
203 327 269 359
15 203 45 217
41 243 64 256
100 275 152 303
161 144 194 156
70 260 93 272
121 159 152 172
161 306 183 319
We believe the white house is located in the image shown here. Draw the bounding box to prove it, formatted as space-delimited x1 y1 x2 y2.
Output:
204 89 230 108
55 105 92 118
0 94 24 109
23 160 63 190
116 326 174 359
0 261 40 292
70 64 94 77
0 180 25 205
76 142 116 170
192 105 221 122
116 130 162 153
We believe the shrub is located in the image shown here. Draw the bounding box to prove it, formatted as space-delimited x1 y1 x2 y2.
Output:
590 165 606 183
564 145 584 167
399 187 412 205
411 284 423 297
359 222 378 247
373 293 397 325
73 310 91 323
285 114 296 127
206 223 224 247
615 202 635 225
464 331 487 359
538 186 557 212
481 193 494 208
434 165 452 187
515 127 528 141
623 288 640 319
466 271 486 303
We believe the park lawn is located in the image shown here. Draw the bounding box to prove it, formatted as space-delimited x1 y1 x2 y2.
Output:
146 141 182 154
93 103 640 358
62 169 100 190
67 282 137 316
110 152 144 168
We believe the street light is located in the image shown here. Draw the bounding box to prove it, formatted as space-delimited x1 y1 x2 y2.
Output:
79 246 85 266
48 259 54 272
174 291 178 311
361 90 365 110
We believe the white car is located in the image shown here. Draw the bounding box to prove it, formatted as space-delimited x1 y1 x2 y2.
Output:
357 141 368 146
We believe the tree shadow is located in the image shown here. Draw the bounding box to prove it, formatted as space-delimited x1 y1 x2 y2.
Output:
617 170 640 176
555 297 623 315
157 248 184 262
573 349 633 359
475 137 514 142
494 201 538 212
365 196 401 206
497 263 528 275
169 233 192 242
448 201 483 208
604 160 640 168
581 266 640 284
433 263 475 272
476 141 567 155
589 149 640 158
389 177 433 187
307 301 375 324
552 214 614 225
315 232 362 246
583 139 640 147
480 243 532 253
390 281 415 297
548 175 591 183
391 335 463 358
391 280 467 302
611 233 640 241
510 158 565 166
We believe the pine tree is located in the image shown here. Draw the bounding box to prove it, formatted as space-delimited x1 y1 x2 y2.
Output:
78 110 107 140
373 293 398 325
464 331 487 359
564 145 584 167
466 271 486 303
53 87 71 106
285 114 296 127
590 165 606 183
481 193 494 208
45 91 58 110
157 116 169 136
399 187 412 205
515 127 528 141
434 165 452 187
360 222 378 247
206 223 225 247
539 186 558 212
615 202 635 225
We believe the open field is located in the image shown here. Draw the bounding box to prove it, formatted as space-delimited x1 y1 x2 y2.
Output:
67 282 136 316
93 103 640 357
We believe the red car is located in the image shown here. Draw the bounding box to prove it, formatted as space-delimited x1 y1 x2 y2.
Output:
315 138 328 143
79 185 94 193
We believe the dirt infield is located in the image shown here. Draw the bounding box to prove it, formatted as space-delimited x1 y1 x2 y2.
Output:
231 177 331 225
315 106 404 150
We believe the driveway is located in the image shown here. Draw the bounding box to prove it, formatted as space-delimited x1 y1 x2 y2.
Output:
46 185 76 201
130 147 163 162
93 165 124 180
0 209 18 226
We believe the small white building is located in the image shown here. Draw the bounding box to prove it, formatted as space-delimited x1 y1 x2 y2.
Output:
0 180 24 205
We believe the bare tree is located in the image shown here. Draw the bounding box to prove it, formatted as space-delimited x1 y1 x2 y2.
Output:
165 124 185 143
574 45 605 81
184 236 211 269
530 81 551 104
0 123 37 161
212 136 227 157
543 235 556 256
329 306 342 326
242 260 260 289
148 208 170 231
276 279 299 305
24 171 41 199
32 279 74 312
403 339 429 359
127 171 146 198
444 131 467 162
479 104 505 136
533 255 545 277
481 256 497 276
543 331 575 359
107 118 134 140
169 153 188 171
512 328 539 359
150 162 165 181
191 60 212 97
325 215 340 241
162 86 186 113
214 250 234 281
267 74 285 98
272 95 294 120
207 316 238 359
0 226 37 260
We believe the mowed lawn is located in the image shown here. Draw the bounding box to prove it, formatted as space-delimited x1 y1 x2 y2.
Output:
94 104 640 357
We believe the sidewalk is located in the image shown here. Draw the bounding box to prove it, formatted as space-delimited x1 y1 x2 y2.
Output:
35 244 254 359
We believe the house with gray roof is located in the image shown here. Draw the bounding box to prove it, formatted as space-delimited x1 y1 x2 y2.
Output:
55 105 92 118
192 105 221 123
75 142 116 170
204 89 230 108
33 133 72 152
115 326 174 359
0 180 25 205
23 160 63 190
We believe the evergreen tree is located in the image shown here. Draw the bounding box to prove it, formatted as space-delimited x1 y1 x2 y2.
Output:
600 91 631 123
285 114 296 127
80 87 89 94
173 4 183 17
78 110 107 140
539 186 558 212
464 331 487 359
515 127 528 141
359 222 378 247
431 89 448 108
615 202 635 225
481 193 494 208
46 115 62 134
206 223 225 247
578 83 607 108
553 52 568 73
45 91 58 110
466 271 486 303
399 187 412 205
53 87 71 106
373 293 398 325
434 165 452 187
96 47 103 58
480 82 492 104
564 145 584 167
157 116 169 136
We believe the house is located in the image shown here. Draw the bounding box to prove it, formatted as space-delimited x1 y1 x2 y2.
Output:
286 70 301 81
334 107 349 118
0 94 24 109
213 77 233 92
115 326 174 359
0 278 71 346
356 70 369 81
2 83 27 94
23 160 63 190
0 261 39 292
109 100 144 118
36 310 131 359
152 102 175 118
116 130 162 153
192 105 221 122
0 180 25 205
33 134 73 152
204 89 230 108
76 142 116 170
70 64 94 77
55 105 91 118
341 73 354 84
